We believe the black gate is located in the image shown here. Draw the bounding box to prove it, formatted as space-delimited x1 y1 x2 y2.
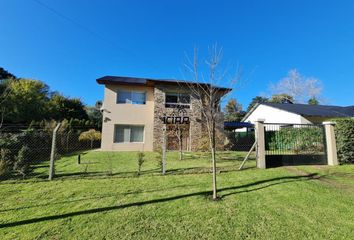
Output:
264 123 327 168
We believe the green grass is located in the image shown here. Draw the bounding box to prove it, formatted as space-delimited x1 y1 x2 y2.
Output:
0 151 353 240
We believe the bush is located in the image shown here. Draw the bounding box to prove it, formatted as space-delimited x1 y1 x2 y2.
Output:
0 149 12 177
265 126 325 153
333 118 354 164
14 145 31 177
137 152 145 176
79 129 101 149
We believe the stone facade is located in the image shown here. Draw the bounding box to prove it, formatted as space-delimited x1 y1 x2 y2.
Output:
152 84 225 151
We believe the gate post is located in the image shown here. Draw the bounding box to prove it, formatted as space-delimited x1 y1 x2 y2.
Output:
323 122 338 166
255 119 266 169
49 123 61 180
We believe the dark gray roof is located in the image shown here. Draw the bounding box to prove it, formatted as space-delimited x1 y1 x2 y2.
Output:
96 75 232 92
262 103 354 118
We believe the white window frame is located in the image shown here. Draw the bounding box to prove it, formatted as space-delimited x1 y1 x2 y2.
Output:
116 90 146 105
114 125 145 143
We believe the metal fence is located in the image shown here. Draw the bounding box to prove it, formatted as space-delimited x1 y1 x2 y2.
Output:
264 123 327 167
0 124 256 181
0 124 101 180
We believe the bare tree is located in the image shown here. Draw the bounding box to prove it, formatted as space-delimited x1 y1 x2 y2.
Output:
270 69 323 103
182 44 239 200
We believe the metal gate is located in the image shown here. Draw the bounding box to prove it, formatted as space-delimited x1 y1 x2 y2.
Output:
264 123 327 168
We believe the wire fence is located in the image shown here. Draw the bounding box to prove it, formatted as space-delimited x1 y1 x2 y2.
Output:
0 124 256 181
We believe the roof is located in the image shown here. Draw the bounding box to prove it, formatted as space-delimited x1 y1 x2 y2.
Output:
96 75 232 93
224 121 254 129
243 102 354 121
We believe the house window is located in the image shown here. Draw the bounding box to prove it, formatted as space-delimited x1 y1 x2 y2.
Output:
114 125 144 143
117 90 146 104
165 93 190 108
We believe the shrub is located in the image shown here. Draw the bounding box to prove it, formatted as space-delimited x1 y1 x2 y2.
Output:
0 149 12 177
14 145 31 178
196 135 225 152
333 118 354 164
265 126 325 153
79 129 101 149
137 152 145 176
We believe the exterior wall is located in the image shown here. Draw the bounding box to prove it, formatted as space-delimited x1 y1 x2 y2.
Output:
152 84 205 151
100 83 226 152
101 84 154 151
244 104 306 125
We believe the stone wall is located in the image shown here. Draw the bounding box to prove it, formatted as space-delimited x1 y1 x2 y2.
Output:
152 84 225 151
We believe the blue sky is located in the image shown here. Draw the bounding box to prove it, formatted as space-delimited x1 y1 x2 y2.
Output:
1 0 354 108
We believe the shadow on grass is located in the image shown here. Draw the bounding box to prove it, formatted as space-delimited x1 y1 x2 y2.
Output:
0 173 318 228
0 183 203 213
0 164 257 185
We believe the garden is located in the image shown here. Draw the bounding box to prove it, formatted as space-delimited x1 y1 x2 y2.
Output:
0 151 353 240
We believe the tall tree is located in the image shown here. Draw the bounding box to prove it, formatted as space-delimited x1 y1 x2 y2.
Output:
270 69 322 103
49 93 88 121
4 79 49 123
246 96 269 112
0 67 17 127
86 105 102 129
224 98 245 122
308 97 319 105
269 93 294 104
0 67 16 80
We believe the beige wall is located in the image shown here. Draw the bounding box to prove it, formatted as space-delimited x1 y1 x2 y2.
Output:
101 84 154 151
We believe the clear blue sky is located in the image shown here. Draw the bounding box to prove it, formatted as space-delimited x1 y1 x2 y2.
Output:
1 0 354 108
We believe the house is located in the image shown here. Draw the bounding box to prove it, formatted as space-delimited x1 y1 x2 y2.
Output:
242 102 354 125
97 76 231 151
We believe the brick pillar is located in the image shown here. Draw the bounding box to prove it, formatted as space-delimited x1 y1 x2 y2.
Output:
255 119 266 169
323 122 339 166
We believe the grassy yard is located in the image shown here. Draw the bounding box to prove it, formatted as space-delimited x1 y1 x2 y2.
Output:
0 151 353 239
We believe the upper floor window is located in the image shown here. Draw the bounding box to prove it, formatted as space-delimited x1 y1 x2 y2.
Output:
165 93 190 108
117 90 146 104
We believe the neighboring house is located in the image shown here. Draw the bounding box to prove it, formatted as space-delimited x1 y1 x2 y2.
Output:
97 76 231 151
242 102 354 125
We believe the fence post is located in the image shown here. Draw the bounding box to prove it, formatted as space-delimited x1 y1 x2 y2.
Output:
48 123 61 180
162 125 167 174
255 119 266 169
323 122 338 166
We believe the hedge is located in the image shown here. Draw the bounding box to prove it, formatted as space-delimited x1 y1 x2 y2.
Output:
265 126 325 153
333 118 354 164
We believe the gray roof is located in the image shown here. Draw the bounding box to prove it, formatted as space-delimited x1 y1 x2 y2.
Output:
262 103 354 118
96 75 232 92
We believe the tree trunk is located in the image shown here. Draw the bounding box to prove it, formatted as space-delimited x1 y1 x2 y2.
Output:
179 129 183 161
211 121 218 200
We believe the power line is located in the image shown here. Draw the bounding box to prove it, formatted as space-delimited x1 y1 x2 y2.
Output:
31 0 155 67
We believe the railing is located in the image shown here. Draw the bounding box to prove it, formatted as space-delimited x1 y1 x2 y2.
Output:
264 123 326 155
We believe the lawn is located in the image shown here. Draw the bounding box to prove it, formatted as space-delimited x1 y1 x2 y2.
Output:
0 151 353 240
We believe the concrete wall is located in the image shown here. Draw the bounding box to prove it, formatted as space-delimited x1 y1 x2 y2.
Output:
101 84 154 151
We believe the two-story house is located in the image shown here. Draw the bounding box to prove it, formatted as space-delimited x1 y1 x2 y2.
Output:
97 76 231 151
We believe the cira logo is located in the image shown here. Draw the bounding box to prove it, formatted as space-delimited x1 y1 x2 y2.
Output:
160 106 190 124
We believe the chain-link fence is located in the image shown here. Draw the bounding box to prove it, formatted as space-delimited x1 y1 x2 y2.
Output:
0 124 101 180
0 124 256 181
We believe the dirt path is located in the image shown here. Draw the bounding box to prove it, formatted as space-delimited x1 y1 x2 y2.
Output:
284 166 354 194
